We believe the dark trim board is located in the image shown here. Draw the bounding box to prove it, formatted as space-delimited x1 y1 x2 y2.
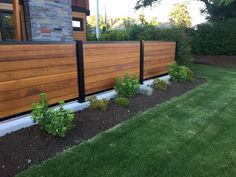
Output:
72 6 90 16
84 41 140 44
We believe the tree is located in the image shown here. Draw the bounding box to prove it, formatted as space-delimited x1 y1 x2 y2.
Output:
169 4 192 27
88 15 110 30
138 13 148 25
150 17 160 26
135 0 236 22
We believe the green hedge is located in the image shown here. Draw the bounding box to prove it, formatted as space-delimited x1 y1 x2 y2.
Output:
191 18 236 55
127 25 192 65
92 26 192 65
100 30 129 41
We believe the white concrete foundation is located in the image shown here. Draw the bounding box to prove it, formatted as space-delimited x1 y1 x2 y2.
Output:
0 75 170 137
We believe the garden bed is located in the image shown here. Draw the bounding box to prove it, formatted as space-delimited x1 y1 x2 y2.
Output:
0 78 205 177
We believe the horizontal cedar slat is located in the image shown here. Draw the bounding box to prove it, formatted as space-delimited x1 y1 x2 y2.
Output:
145 61 175 71
0 65 77 82
85 58 139 70
0 79 78 102
84 46 139 56
144 57 175 66
144 55 175 62
84 43 139 49
0 92 78 119
85 70 139 95
145 50 175 57
0 72 78 92
84 52 139 64
0 86 78 112
0 49 76 61
85 68 139 84
0 57 76 72
0 44 75 52
144 67 169 79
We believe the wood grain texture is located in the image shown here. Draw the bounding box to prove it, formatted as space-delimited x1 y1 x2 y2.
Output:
0 44 78 119
0 41 176 119
84 43 140 95
144 41 176 79
72 12 87 41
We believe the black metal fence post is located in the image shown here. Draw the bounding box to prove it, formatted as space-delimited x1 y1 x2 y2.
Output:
175 40 179 61
139 40 144 85
76 40 86 103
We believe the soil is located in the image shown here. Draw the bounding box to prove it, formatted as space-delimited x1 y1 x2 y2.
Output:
0 78 205 177
194 55 236 68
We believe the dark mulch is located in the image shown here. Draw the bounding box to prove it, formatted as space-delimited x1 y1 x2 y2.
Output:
194 55 236 68
0 78 205 177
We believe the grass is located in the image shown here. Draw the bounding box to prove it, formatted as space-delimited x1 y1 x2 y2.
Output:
18 64 236 177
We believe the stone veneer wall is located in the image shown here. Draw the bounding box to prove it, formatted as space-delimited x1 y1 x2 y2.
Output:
28 0 73 42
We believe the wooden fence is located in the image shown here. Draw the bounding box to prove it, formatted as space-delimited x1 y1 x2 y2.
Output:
0 41 176 120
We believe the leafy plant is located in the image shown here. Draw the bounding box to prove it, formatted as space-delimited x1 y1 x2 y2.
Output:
89 96 109 112
100 30 129 41
115 97 130 107
153 79 168 91
169 63 194 82
32 93 75 137
115 73 140 98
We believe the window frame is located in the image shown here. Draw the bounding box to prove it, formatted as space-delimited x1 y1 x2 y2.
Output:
72 17 84 31
0 10 16 41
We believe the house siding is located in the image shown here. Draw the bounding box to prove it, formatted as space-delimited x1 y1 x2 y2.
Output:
28 0 73 42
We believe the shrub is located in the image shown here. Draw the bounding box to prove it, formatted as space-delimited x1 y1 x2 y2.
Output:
115 73 140 98
153 79 168 91
169 63 194 82
115 97 129 107
190 18 236 55
89 96 109 112
100 30 129 41
32 93 75 137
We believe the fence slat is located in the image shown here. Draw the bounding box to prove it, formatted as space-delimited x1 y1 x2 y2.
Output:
0 41 176 120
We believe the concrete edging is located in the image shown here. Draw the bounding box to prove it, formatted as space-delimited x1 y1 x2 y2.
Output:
0 75 170 137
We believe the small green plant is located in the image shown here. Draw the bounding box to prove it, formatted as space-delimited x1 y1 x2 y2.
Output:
88 96 109 112
32 93 75 137
115 97 129 107
115 73 140 98
153 79 168 91
169 63 194 82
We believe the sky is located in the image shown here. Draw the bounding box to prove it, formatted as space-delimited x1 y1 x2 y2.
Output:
89 0 207 26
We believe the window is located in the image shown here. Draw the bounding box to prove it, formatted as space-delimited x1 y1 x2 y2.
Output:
0 12 15 41
72 17 84 31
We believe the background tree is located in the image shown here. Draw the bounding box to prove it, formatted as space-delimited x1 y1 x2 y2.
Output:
138 13 148 25
88 15 110 30
169 4 192 27
149 17 160 26
135 0 236 22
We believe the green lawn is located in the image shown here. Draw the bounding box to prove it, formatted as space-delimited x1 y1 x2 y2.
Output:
18 64 236 177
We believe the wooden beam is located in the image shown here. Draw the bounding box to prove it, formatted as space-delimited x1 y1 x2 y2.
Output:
13 0 21 41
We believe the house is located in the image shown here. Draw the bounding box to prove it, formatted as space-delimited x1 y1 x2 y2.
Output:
0 0 90 42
